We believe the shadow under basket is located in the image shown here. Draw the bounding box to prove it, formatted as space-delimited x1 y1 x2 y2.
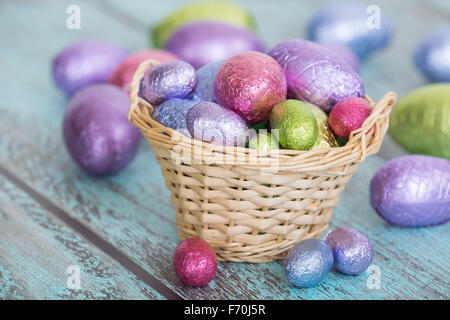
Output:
128 60 397 263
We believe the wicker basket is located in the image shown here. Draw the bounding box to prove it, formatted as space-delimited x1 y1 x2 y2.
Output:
128 59 397 263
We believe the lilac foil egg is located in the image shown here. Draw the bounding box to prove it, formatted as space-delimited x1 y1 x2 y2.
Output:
63 84 141 175
284 239 334 288
139 60 197 105
325 227 373 276
154 99 198 137
52 40 129 97
173 238 217 287
370 155 450 227
215 51 287 124
414 26 450 82
319 42 360 72
192 60 224 102
267 39 364 112
307 3 392 59
186 101 248 147
165 21 265 69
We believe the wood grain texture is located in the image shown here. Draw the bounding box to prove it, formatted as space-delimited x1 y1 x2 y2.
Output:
0 0 448 299
0 175 164 299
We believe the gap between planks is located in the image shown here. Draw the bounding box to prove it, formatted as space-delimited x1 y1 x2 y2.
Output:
0 163 182 300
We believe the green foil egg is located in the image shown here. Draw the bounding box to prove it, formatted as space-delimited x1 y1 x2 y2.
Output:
389 83 450 159
248 132 279 150
270 100 318 150
306 103 339 150
151 1 255 48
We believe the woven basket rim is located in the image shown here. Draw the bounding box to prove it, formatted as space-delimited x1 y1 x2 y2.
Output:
128 59 397 170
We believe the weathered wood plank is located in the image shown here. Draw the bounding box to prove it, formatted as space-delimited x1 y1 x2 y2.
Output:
0 0 448 299
0 174 164 299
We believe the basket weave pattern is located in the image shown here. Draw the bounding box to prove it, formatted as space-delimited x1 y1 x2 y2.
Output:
128 60 397 263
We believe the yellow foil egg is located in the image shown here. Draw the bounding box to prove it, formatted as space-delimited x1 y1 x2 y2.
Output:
306 103 339 150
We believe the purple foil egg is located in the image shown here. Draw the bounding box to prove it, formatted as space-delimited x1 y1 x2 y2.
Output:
186 101 248 147
325 227 373 276
192 60 224 102
165 21 265 69
154 98 198 137
370 155 450 227
318 42 360 72
52 40 129 97
63 84 141 175
139 60 197 105
215 51 287 124
267 39 364 112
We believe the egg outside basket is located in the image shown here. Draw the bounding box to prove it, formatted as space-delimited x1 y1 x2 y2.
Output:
128 60 397 263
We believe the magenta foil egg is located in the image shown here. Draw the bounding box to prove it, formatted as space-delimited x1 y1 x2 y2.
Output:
173 238 218 286
52 40 129 97
267 39 364 112
164 21 265 69
215 51 287 124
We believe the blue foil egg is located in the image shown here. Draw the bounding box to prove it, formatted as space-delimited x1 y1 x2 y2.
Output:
414 26 450 82
284 239 334 288
307 3 392 58
325 227 373 276
192 60 224 102
139 60 197 105
154 99 198 136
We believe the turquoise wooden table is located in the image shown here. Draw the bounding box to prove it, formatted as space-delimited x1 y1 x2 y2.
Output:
0 0 449 300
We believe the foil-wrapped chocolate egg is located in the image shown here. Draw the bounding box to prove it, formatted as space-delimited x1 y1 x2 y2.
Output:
215 51 287 124
306 103 339 150
389 84 450 159
52 40 128 97
173 238 218 286
139 60 197 105
414 26 450 82
329 97 372 140
284 239 334 288
109 49 179 91
370 155 450 227
248 132 279 150
307 3 392 58
270 100 318 150
165 21 265 69
268 39 364 112
154 99 198 137
319 42 360 72
192 60 224 102
325 227 373 276
152 0 255 48
63 84 141 175
186 101 248 147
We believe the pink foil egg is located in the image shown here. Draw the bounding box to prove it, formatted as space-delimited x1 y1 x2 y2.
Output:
173 238 218 286
329 97 372 139
108 49 179 91
215 51 287 125
165 21 265 69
